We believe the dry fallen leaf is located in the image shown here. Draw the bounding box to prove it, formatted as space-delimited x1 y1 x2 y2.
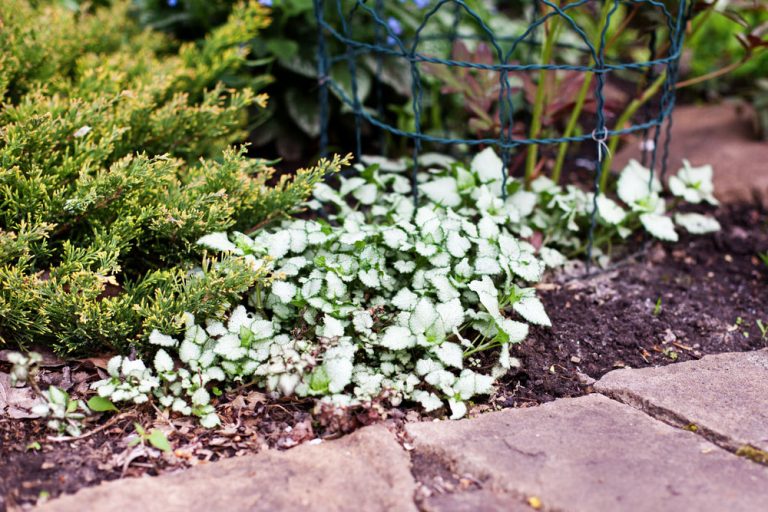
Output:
0 372 46 419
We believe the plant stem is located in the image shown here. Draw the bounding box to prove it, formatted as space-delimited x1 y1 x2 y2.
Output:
676 48 765 89
599 70 667 192
464 340 500 357
551 0 613 183
524 2 561 186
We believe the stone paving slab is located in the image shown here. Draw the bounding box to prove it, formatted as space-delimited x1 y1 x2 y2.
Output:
595 349 768 452
421 488 532 512
37 425 417 512
406 394 768 512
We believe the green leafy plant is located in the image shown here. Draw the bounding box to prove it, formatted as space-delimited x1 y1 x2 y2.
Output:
6 349 120 434
129 422 172 453
6 351 43 388
29 387 90 436
0 0 347 355
94 148 719 425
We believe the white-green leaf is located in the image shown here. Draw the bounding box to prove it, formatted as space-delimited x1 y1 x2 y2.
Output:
392 288 419 311
420 177 461 207
468 277 501 320
617 159 661 207
448 398 467 419
498 319 529 344
382 228 407 249
454 369 495 400
446 231 471 258
320 315 345 339
353 184 379 205
381 326 416 350
179 340 202 363
436 299 464 332
213 334 247 360
413 390 444 412
191 387 210 407
668 160 718 205
512 296 551 327
107 356 122 378
250 320 274 340
200 413 221 429
640 213 679 242
352 311 374 334
149 330 177 348
197 232 241 254
674 213 721 234
358 269 380 288
595 195 626 225
272 281 297 304
153 349 174 373
409 299 438 335
471 147 503 194
434 342 464 369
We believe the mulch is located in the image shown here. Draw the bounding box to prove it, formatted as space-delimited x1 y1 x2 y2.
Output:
1 203 766 511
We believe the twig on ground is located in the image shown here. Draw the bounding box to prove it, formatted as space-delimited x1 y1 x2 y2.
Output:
46 411 138 443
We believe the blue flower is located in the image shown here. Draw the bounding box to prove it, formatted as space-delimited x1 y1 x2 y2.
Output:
386 17 403 45
167 0 178 7
401 0 430 8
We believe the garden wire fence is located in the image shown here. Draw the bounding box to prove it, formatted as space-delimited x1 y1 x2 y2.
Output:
314 0 696 262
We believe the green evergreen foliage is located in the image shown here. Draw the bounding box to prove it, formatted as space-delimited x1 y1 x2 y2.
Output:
0 0 347 354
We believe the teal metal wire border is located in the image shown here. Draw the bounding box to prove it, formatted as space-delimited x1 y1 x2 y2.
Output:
315 0 695 262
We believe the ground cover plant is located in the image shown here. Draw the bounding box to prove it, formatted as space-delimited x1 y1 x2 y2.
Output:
0 0 348 355
3 201 766 508
75 148 720 427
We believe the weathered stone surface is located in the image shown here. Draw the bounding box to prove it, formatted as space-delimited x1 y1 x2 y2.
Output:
595 349 768 452
38 425 417 512
422 488 532 512
614 103 768 205
406 394 768 512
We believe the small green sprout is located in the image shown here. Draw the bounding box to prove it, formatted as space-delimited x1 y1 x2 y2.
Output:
129 423 172 453
757 320 767 340
652 297 663 316
662 347 679 361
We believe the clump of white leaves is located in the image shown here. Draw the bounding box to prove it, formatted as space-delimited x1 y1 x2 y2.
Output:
97 149 555 422
95 149 719 425
615 159 720 242
7 351 90 436
91 321 223 428
31 386 90 436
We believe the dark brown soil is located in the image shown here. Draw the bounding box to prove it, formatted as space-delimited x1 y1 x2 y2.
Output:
1 204 766 511
501 204 768 407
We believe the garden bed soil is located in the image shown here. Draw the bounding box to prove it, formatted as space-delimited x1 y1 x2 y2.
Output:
1 203 766 511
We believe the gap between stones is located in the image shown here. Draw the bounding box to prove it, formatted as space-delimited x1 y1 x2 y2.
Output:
395 426 551 512
594 388 768 467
